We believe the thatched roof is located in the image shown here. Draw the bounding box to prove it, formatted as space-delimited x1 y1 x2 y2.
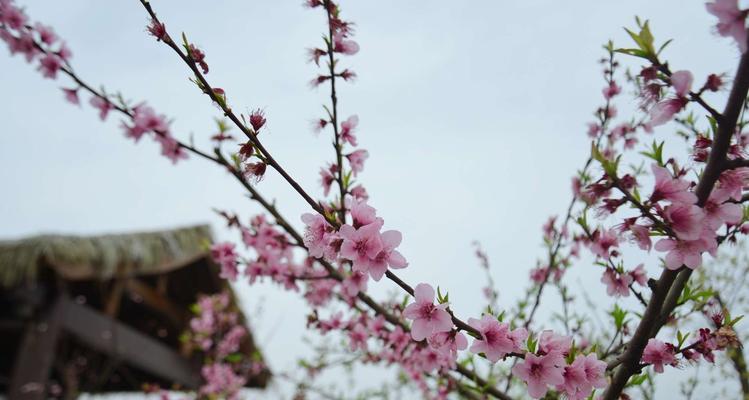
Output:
0 225 212 288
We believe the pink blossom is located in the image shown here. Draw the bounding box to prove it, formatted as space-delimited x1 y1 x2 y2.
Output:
403 283 453 341
350 184 369 200
602 82 621 99
333 32 359 55
2 4 27 30
648 97 688 126
188 43 209 74
348 322 369 351
654 237 706 270
34 22 57 45
529 266 548 284
718 167 749 200
211 242 239 281
512 352 565 399
89 96 113 121
706 0 749 52
601 268 632 297
346 149 369 176
558 353 607 399
61 87 79 105
368 229 408 281
340 115 358 146
37 53 62 79
589 228 619 259
200 363 246 400
703 188 743 229
319 164 336 196
468 315 527 362
348 196 377 228
641 338 676 373
429 330 468 362
301 212 332 258
341 270 367 297
57 41 72 61
147 19 167 42
663 203 705 240
339 220 384 272
629 263 648 286
670 70 694 97
133 105 169 133
249 108 266 131
216 325 246 358
557 359 588 400
538 330 572 356
650 164 697 204
629 223 653 251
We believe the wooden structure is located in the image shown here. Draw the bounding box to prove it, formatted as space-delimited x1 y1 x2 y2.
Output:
0 225 270 399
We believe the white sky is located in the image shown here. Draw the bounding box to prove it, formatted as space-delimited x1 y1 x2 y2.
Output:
1 1 744 398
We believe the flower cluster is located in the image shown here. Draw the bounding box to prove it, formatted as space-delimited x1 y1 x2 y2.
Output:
185 292 266 400
512 331 607 399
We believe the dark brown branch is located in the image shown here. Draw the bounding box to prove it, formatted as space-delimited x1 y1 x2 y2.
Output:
603 42 749 400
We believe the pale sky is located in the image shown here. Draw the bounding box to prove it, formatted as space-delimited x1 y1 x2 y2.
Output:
0 1 743 398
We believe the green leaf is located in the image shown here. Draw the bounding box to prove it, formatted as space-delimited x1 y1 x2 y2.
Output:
611 304 628 331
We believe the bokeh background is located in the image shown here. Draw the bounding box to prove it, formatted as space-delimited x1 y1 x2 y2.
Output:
0 1 741 398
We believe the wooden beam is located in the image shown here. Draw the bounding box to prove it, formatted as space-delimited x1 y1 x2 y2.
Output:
125 279 188 327
104 279 126 318
8 297 65 400
58 297 200 389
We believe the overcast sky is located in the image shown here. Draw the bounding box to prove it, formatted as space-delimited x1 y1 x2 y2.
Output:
1 1 744 398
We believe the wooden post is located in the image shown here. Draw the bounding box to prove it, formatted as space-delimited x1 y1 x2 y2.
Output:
8 296 65 400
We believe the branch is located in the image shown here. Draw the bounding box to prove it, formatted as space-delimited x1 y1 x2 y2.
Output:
603 42 749 400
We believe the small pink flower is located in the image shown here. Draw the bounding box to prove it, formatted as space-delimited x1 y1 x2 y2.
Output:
706 0 749 52
629 223 653 251
368 229 408 281
341 271 368 297
468 315 527 362
211 242 239 281
602 82 621 99
589 228 619 259
538 330 572 356
642 338 676 373
37 53 62 79
348 197 377 228
188 43 209 74
62 87 79 105
2 4 27 30
650 164 697 204
601 268 632 297
718 167 749 200
663 203 705 240
512 352 565 399
57 42 72 62
339 221 384 272
649 97 689 126
654 237 706 270
89 96 113 121
340 115 358 146
350 184 369 200
346 149 369 176
629 263 647 286
34 23 57 45
301 212 333 258
703 188 743 229
670 70 694 97
319 164 336 196
249 108 266 131
403 283 453 341
147 19 167 42
333 32 359 55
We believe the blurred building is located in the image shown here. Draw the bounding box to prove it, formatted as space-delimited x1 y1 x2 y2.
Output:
0 225 269 399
